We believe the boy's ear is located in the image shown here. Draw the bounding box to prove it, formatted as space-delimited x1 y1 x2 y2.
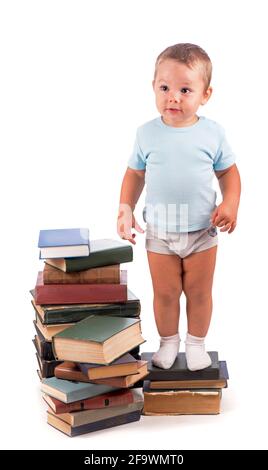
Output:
152 80 155 89
201 86 213 105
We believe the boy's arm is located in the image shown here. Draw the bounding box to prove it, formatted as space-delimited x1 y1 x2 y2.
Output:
211 164 241 233
117 167 145 244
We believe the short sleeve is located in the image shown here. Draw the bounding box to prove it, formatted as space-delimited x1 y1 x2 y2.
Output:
127 132 146 170
213 132 236 171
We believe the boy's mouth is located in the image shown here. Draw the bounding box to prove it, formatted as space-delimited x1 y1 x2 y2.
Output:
166 108 182 113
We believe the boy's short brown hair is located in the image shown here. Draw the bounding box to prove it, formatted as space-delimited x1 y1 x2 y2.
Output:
154 43 212 90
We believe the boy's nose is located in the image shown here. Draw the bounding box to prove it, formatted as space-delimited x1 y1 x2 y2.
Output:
169 91 181 102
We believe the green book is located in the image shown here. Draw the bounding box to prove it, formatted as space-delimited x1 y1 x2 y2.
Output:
41 377 118 403
45 239 133 272
52 315 145 365
30 289 140 324
141 351 219 380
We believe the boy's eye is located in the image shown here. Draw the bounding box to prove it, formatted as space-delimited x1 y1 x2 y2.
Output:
160 85 168 91
181 88 190 94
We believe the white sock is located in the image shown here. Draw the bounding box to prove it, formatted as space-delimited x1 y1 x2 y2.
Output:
152 333 180 369
185 333 212 371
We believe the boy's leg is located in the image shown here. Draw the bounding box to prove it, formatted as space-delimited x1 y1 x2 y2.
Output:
147 251 182 368
182 245 217 370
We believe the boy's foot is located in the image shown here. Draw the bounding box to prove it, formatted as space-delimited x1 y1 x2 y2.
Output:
152 333 180 369
185 332 212 371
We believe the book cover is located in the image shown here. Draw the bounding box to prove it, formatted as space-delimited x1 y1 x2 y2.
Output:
45 238 133 272
34 270 127 305
38 228 90 259
30 289 140 324
141 351 219 380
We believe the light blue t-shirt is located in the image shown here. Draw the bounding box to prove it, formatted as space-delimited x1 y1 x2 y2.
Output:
128 116 236 233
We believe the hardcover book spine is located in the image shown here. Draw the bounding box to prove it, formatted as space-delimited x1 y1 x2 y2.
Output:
43 264 120 285
43 302 140 324
35 283 128 305
51 390 134 414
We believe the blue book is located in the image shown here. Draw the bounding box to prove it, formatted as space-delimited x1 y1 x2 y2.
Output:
38 228 90 259
41 376 118 403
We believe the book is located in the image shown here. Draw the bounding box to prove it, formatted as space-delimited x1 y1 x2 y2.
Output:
54 362 89 382
143 381 221 415
43 389 134 414
47 389 143 427
141 351 219 380
149 361 229 389
35 352 62 378
34 270 127 305
41 377 118 403
37 369 42 381
38 228 90 259
33 331 141 362
79 353 139 380
43 263 120 285
32 333 54 361
91 361 149 388
45 239 133 272
30 289 140 324
47 409 141 437
52 315 145 364
35 316 74 341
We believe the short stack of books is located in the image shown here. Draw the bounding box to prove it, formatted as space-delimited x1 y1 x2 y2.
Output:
31 228 148 436
141 351 229 415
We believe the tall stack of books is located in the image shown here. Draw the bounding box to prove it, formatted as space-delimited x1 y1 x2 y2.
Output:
31 228 148 436
141 351 229 415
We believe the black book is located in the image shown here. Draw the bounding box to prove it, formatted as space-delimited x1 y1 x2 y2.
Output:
45 238 133 273
47 409 141 437
141 351 219 380
32 327 54 361
30 289 140 324
34 351 62 378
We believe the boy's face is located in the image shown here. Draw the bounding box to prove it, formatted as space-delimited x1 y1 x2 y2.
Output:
153 59 212 127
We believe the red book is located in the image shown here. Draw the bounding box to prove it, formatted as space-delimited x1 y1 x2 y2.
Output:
34 271 127 305
43 389 134 414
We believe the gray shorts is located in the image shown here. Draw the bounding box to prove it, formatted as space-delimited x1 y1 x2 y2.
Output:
145 225 218 258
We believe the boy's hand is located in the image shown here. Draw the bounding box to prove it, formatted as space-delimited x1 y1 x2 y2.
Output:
117 205 145 245
210 202 237 233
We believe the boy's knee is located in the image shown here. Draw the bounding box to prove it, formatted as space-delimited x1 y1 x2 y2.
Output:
154 288 182 304
184 287 212 304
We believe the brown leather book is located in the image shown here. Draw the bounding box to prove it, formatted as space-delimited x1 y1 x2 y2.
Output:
79 353 139 380
43 389 134 414
54 362 90 382
91 361 149 388
43 263 120 285
34 270 127 305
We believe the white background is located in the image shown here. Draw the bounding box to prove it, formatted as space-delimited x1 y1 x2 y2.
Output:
1 0 267 450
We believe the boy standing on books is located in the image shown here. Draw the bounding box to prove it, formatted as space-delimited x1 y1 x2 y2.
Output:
117 43 241 371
